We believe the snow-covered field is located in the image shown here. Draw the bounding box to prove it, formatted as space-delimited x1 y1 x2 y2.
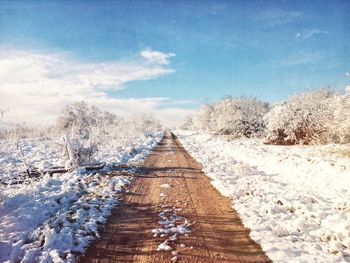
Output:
0 131 163 263
176 130 350 263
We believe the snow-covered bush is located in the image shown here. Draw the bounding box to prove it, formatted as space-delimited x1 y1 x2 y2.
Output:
183 97 269 138
180 115 196 130
55 101 162 169
0 123 46 140
329 86 350 144
0 108 7 118
56 102 101 168
102 113 161 149
56 101 100 138
210 97 269 138
195 103 215 131
127 113 161 136
265 89 336 145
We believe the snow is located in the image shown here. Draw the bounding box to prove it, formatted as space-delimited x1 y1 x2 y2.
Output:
0 131 163 263
171 250 178 261
160 184 171 189
160 193 168 198
157 240 172 251
176 130 350 263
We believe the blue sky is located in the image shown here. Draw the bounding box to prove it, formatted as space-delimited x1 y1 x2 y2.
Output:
0 0 349 125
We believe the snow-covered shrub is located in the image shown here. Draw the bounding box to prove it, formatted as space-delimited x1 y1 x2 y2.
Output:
181 97 269 138
103 113 161 149
211 96 269 138
56 101 100 138
0 123 40 175
195 103 215 131
180 115 196 130
265 89 336 145
56 102 101 168
0 108 7 118
55 102 162 169
127 113 161 136
0 124 56 140
328 86 350 144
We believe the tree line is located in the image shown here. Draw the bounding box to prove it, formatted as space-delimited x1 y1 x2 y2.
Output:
182 87 350 145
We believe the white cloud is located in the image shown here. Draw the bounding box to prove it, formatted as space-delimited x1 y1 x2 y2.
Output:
0 49 174 91
0 48 192 127
140 49 175 65
295 29 328 40
277 52 323 67
256 9 303 27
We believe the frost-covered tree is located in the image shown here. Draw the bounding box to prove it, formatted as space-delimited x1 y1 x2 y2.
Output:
55 102 162 169
56 102 101 169
129 113 161 136
56 101 100 138
196 103 215 131
211 96 269 138
0 108 7 118
329 86 350 143
265 88 336 145
180 115 195 130
181 97 269 138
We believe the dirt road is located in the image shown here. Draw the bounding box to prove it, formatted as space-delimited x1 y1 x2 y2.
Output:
80 132 270 262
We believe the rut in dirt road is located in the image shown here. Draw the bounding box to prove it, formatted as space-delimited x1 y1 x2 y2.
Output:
80 131 271 263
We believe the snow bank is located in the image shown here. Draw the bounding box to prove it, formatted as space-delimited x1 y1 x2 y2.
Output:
0 131 163 263
176 130 350 263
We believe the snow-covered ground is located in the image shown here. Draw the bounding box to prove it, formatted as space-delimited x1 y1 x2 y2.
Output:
0 131 163 263
176 130 350 263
